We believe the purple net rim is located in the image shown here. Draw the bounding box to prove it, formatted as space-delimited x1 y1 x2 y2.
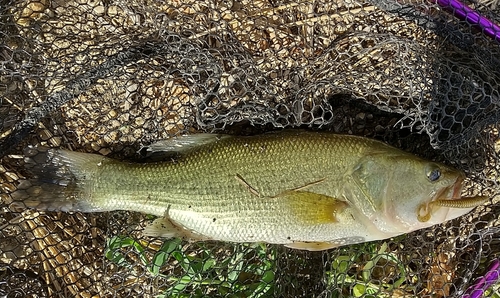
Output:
435 0 500 42
462 259 500 298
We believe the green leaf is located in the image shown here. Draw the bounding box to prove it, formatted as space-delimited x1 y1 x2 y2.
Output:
150 238 183 275
362 242 388 281
373 250 406 290
202 258 216 272
160 238 183 254
172 251 190 272
105 249 127 267
261 270 274 283
227 268 240 283
150 252 167 276
168 275 191 296
366 286 378 294
174 275 191 291
105 236 147 267
332 255 352 273
353 284 366 297
251 280 274 298
352 283 380 297
189 259 203 275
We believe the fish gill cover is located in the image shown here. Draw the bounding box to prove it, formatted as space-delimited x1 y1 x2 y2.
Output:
0 0 499 297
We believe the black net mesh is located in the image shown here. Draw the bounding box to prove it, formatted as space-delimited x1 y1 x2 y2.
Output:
1 0 500 297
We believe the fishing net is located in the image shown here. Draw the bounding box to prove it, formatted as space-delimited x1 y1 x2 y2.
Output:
1 0 499 297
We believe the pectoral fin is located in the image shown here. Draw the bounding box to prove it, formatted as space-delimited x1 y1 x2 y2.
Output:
278 191 349 225
285 241 340 251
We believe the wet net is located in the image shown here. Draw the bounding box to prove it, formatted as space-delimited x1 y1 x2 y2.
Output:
1 0 500 297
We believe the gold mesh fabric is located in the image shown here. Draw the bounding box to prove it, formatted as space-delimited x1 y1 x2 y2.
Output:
1 0 499 297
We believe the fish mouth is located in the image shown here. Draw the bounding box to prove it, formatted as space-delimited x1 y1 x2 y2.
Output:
417 175 462 222
418 174 488 222
423 174 464 208
421 173 473 220
437 174 464 202
450 174 464 200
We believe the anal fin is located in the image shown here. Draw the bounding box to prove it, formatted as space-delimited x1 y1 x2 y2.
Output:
285 241 340 251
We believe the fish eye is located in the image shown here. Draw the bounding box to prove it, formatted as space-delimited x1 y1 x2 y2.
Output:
427 168 441 182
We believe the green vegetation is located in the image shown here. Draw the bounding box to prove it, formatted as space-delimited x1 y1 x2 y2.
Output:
103 236 431 297
105 236 276 297
485 284 500 298
325 241 409 298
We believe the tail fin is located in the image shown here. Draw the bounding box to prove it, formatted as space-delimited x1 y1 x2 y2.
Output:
11 147 108 212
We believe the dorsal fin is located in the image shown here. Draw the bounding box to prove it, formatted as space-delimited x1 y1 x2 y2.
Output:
139 134 231 159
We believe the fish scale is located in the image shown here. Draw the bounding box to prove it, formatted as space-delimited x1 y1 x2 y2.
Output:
15 131 486 250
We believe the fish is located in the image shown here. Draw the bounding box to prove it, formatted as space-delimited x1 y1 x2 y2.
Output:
10 130 487 251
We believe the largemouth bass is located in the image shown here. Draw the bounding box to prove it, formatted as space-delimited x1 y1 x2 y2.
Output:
12 131 487 251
